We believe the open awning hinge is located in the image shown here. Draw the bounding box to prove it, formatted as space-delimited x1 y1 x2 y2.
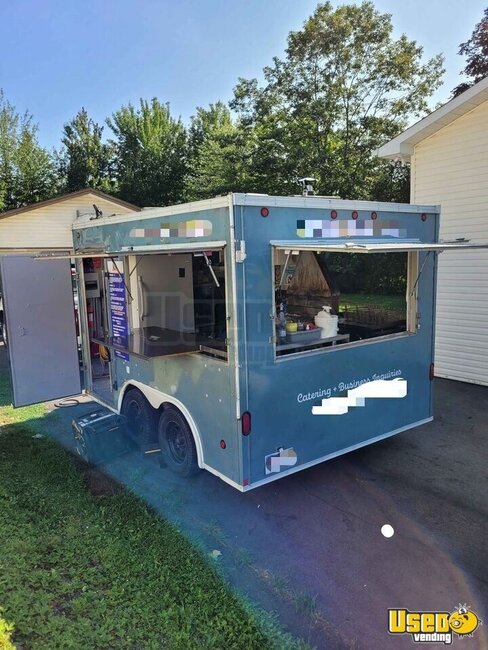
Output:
235 240 247 263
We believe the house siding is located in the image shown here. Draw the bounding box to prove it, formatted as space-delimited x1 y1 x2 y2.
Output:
411 100 488 386
0 195 134 250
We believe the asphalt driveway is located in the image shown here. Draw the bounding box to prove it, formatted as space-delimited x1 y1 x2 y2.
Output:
5 343 486 649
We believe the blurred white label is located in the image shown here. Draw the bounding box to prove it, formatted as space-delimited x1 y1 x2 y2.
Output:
312 378 407 416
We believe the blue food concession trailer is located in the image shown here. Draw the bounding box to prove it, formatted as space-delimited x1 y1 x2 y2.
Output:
2 193 485 490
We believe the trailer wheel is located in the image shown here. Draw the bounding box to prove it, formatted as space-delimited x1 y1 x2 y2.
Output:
158 407 199 477
121 388 157 447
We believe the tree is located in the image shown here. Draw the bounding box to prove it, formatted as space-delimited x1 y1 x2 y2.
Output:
107 99 187 207
370 160 410 204
230 1 444 201
452 8 488 97
0 90 57 211
185 102 254 200
58 108 115 193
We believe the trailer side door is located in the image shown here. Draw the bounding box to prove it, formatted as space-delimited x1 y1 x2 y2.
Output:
0 255 81 407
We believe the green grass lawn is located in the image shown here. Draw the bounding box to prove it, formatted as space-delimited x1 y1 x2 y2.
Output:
0 369 305 650
339 293 405 311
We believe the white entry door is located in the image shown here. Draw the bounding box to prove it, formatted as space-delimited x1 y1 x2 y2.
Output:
0 255 81 407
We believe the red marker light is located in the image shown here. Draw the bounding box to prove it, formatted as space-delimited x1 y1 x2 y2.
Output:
352 211 358 220
371 211 377 220
260 207 269 217
330 210 338 219
220 439 227 449
241 411 252 436
421 213 427 222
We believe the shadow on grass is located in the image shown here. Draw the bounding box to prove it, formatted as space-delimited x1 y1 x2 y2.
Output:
0 413 311 650
0 339 351 650
0 343 312 650
0 346 12 408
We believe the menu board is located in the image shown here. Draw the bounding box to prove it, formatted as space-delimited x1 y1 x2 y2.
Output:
108 261 129 362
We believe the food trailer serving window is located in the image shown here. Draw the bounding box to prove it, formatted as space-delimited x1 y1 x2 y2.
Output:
72 245 229 365
271 241 439 359
271 239 488 359
124 246 228 361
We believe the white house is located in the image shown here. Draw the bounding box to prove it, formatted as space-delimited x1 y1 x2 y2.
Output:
378 77 488 386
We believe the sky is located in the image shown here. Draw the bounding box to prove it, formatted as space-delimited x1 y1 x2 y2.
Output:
0 0 486 150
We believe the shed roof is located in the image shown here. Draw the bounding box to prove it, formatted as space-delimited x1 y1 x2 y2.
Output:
0 188 140 221
377 76 488 161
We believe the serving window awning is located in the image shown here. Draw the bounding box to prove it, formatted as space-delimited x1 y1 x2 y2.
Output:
119 241 227 254
270 240 488 254
34 241 227 260
34 249 107 260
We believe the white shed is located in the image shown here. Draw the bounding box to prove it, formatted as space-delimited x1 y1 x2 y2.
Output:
378 78 488 386
0 188 140 253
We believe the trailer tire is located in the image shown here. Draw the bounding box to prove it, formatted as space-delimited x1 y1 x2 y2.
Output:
121 388 158 447
158 407 199 477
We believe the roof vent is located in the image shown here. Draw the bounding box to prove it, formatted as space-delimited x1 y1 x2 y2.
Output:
298 177 316 196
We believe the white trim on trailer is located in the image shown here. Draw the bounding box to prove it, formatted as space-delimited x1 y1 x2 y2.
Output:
238 205 250 409
274 332 416 362
228 194 241 421
242 416 434 491
33 243 228 259
1 248 73 255
232 193 439 214
60 394 435 492
117 380 205 469
35 251 106 259
201 463 245 492
73 196 230 229
76 261 94 397
118 241 227 254
87 385 246 490
270 240 488 253
89 393 118 413
71 194 440 232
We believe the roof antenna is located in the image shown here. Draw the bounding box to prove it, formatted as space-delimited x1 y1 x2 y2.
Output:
93 204 103 218
298 177 316 197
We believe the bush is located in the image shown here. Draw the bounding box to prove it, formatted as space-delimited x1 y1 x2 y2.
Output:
0 611 15 650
